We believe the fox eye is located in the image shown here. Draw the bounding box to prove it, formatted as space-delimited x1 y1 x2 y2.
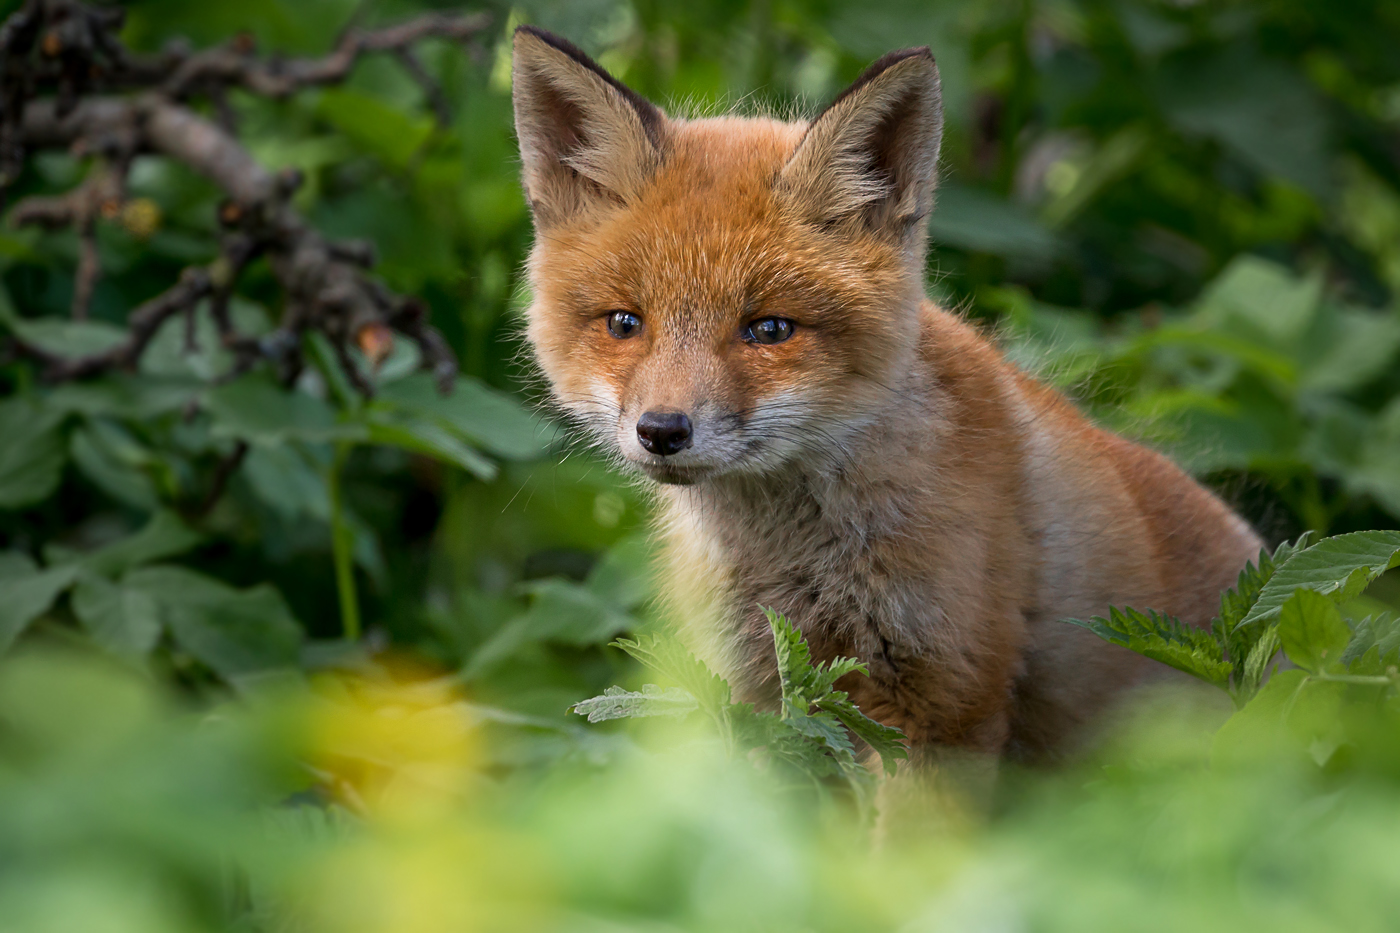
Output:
744 317 795 345
607 310 642 339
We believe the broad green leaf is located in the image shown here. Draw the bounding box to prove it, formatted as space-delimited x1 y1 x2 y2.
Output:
122 566 302 677
1241 531 1400 627
360 409 496 479
583 535 653 610
0 398 66 509
45 376 197 419
1277 589 1351 673
317 88 434 170
0 564 79 653
1064 606 1232 689
1191 255 1322 344
0 303 128 356
71 573 162 658
1212 669 1309 765
204 378 365 445
376 372 550 461
78 510 203 579
570 684 698 723
928 184 1060 260
69 421 162 510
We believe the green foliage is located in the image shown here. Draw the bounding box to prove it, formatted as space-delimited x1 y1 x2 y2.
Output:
574 607 907 807
2 0 1400 926
1068 529 1400 765
1066 605 1234 689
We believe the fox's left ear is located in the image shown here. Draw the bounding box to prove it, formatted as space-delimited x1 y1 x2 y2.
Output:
779 48 942 236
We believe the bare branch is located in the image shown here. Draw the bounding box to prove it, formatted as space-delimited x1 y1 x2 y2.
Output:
2 0 472 395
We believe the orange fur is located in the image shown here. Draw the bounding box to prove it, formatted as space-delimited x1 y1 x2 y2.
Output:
512 27 1262 765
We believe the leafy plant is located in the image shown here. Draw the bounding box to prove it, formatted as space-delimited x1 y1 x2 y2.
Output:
1067 529 1400 771
573 607 907 810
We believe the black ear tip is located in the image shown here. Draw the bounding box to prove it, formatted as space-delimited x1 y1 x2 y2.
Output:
514 24 565 48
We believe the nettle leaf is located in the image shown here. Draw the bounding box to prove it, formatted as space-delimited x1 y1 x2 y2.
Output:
1065 606 1232 689
763 606 869 706
1277 589 1351 673
612 633 731 715
1342 613 1400 674
570 684 698 723
1214 534 1314 636
817 694 909 776
0 398 67 510
1241 624 1281 696
1241 530 1400 627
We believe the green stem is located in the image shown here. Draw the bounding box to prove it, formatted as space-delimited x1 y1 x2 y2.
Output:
327 441 361 641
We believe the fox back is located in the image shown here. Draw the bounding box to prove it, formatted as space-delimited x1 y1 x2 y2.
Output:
512 26 1262 762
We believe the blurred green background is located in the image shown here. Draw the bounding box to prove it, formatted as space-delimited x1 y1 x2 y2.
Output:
3 1 1400 928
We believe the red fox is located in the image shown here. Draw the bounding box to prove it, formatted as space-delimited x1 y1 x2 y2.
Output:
512 26 1262 765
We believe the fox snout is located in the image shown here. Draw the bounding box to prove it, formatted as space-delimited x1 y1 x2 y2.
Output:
635 411 693 456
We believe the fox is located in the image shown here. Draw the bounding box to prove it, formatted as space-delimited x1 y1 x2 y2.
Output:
511 25 1262 772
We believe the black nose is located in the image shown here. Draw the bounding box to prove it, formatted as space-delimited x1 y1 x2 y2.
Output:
636 411 693 456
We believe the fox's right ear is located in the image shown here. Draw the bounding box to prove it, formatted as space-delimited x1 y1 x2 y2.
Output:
512 26 666 229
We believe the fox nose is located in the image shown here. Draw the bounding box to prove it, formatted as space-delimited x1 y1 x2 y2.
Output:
636 411 693 456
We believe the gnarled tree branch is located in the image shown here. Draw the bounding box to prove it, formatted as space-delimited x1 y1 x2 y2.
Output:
1 0 489 395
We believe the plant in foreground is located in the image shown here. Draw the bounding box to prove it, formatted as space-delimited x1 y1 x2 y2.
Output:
573 607 908 812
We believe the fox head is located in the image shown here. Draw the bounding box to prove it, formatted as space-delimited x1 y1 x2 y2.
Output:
513 26 942 485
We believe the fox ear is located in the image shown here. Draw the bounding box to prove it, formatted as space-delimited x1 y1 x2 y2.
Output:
780 48 942 236
512 26 666 228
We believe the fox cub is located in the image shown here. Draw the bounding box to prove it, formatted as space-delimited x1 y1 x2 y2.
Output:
513 26 1261 763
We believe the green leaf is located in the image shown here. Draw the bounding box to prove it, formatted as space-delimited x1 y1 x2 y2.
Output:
0 303 128 356
44 376 199 420
570 684 698 723
1241 624 1281 697
927 184 1061 260
360 408 496 479
1214 534 1314 636
1191 255 1322 344
0 563 79 653
612 632 732 715
204 378 365 445
0 398 66 510
1241 531 1400 627
71 573 162 658
69 423 160 511
1341 613 1400 673
122 566 302 678
78 510 202 579
1064 606 1232 689
1213 669 1310 765
317 88 435 170
816 694 909 776
1277 589 1351 673
376 373 549 461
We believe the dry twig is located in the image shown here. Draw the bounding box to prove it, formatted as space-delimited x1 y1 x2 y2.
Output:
0 0 489 392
